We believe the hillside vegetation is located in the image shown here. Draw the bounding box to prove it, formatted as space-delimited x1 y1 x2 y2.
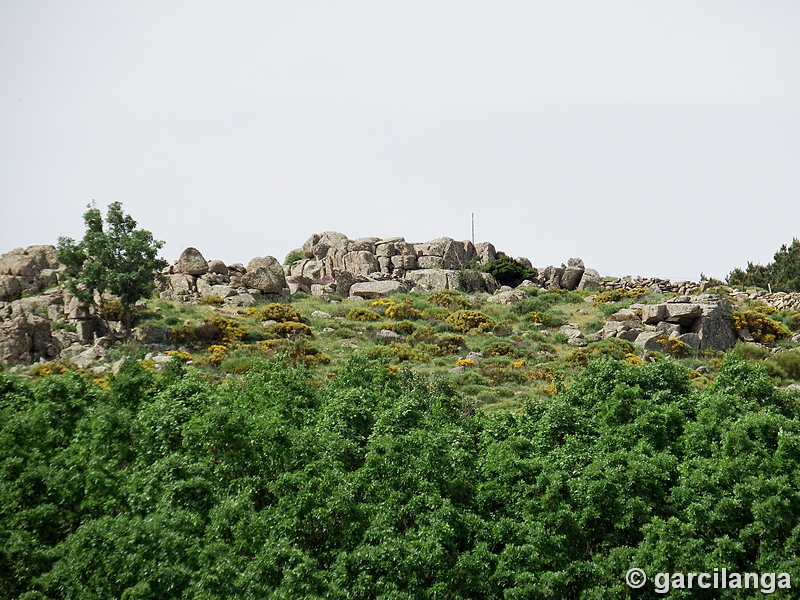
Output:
3 283 800 597
3 350 800 598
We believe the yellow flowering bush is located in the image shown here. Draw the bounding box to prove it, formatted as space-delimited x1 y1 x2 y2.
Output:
732 311 790 343
346 307 381 321
267 321 313 339
428 290 472 310
247 303 303 323
445 310 496 334
656 335 692 358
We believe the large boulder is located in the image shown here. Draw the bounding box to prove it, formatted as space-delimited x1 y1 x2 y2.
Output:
176 247 208 276
0 245 59 278
414 237 474 270
577 268 602 292
349 280 410 299
691 295 737 351
486 289 526 305
242 256 287 294
0 276 23 302
0 301 61 364
0 245 61 301
405 269 461 291
207 259 228 275
417 256 445 269
342 251 380 277
303 231 350 259
560 264 585 290
475 242 497 265
636 294 736 351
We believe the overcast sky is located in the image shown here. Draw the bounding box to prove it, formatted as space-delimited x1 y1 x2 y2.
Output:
2 1 799 281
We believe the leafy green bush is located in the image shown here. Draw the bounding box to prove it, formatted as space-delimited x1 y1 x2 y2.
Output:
766 349 800 380
284 249 305 265
481 251 537 288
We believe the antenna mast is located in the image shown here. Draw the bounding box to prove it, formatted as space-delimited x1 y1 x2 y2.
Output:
471 213 475 245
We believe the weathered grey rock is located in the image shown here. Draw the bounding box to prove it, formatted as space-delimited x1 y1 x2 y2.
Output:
165 273 196 297
242 256 287 294
655 322 682 335
540 265 565 289
417 256 445 269
617 328 643 342
176 247 208 276
486 289 526 305
560 324 586 346
0 245 59 278
348 237 380 253
349 280 410 299
72 342 110 369
635 331 664 351
577 268 602 292
405 269 460 291
0 276 23 302
568 257 585 269
641 304 668 324
132 326 169 344
224 293 258 307
390 254 417 271
664 303 703 326
311 310 332 319
0 303 60 364
560 266 585 291
608 309 641 323
677 333 701 351
475 242 497 265
691 295 736 351
375 329 403 343
515 257 534 271
415 237 473 270
342 251 380 277
209 285 237 298
286 276 312 296
207 259 228 275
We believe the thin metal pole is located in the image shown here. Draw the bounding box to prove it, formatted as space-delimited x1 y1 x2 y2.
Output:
471 213 475 245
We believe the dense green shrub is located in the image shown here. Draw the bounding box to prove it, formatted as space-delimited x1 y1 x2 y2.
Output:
481 251 537 288
284 249 305 265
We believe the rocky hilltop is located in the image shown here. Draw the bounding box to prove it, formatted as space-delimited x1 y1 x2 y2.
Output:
2 231 800 368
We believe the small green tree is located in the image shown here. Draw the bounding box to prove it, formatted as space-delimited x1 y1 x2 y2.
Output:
727 238 800 292
58 202 167 332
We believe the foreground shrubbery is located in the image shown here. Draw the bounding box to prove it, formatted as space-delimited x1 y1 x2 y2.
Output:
2 354 800 598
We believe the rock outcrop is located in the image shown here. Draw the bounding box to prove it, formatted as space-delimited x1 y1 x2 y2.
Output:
588 294 736 352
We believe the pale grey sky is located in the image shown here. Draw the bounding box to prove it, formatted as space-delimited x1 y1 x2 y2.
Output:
2 1 799 280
